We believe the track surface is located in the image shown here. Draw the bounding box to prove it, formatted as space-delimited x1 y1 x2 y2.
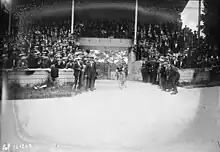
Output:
1 80 220 152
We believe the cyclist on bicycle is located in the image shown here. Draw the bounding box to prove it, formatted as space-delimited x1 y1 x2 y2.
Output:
116 60 127 88
116 64 123 80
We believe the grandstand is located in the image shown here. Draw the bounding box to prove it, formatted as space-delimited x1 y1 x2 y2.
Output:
11 0 189 62
3 0 219 82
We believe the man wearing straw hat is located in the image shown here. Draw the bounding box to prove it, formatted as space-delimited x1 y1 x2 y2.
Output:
17 54 28 69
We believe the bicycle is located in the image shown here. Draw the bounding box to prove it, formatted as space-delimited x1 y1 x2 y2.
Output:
118 71 126 89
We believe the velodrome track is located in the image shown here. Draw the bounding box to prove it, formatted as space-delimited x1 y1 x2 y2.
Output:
1 80 220 152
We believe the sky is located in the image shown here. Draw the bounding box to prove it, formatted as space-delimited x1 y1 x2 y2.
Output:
181 0 204 32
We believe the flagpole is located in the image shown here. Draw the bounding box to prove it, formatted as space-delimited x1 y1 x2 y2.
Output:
134 0 138 45
71 0 75 34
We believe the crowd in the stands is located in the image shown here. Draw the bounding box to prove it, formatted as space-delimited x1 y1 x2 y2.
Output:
1 14 220 70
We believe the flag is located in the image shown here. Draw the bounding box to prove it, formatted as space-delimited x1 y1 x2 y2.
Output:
1 0 12 12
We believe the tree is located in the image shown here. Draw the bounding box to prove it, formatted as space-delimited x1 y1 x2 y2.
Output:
201 0 220 52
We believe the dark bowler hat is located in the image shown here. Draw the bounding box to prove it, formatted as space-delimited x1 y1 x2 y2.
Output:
85 49 90 53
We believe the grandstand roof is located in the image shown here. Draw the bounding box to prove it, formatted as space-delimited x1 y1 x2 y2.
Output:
17 0 188 12
83 0 189 12
16 0 189 24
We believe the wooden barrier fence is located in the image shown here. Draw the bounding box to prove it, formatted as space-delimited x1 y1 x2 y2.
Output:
0 65 213 87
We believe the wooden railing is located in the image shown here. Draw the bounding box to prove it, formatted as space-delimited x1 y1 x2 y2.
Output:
0 65 215 87
1 68 74 87
78 38 133 47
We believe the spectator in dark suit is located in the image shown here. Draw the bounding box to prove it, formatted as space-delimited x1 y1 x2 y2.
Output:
85 57 97 91
169 65 180 94
73 57 83 93
50 64 59 86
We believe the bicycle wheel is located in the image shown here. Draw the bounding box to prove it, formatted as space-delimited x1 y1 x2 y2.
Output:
118 73 123 89
120 72 126 89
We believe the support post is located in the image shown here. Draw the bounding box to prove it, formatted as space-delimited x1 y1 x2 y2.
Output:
128 0 138 80
71 0 75 34
198 0 201 46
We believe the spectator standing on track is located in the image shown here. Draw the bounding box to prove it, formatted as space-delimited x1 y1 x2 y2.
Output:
73 56 83 93
150 58 158 85
159 61 168 91
165 63 172 92
168 64 180 94
50 64 59 86
85 56 97 91
141 58 148 83
81 56 89 90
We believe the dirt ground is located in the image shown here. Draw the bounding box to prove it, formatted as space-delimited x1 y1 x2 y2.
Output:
7 83 73 100
1 80 220 152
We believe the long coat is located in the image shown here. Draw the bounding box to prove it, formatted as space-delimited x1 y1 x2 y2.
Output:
169 66 180 83
85 62 97 78
73 61 83 76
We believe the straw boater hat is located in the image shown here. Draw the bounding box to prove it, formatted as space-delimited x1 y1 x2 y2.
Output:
19 53 25 57
75 52 83 56
159 58 164 62
62 57 68 60
2 54 6 58
42 56 48 60
56 54 62 58
75 56 81 60
35 51 40 55
21 56 27 60
69 57 74 61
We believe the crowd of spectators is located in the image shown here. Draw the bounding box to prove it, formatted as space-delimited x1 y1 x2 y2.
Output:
1 12 220 70
79 19 134 39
